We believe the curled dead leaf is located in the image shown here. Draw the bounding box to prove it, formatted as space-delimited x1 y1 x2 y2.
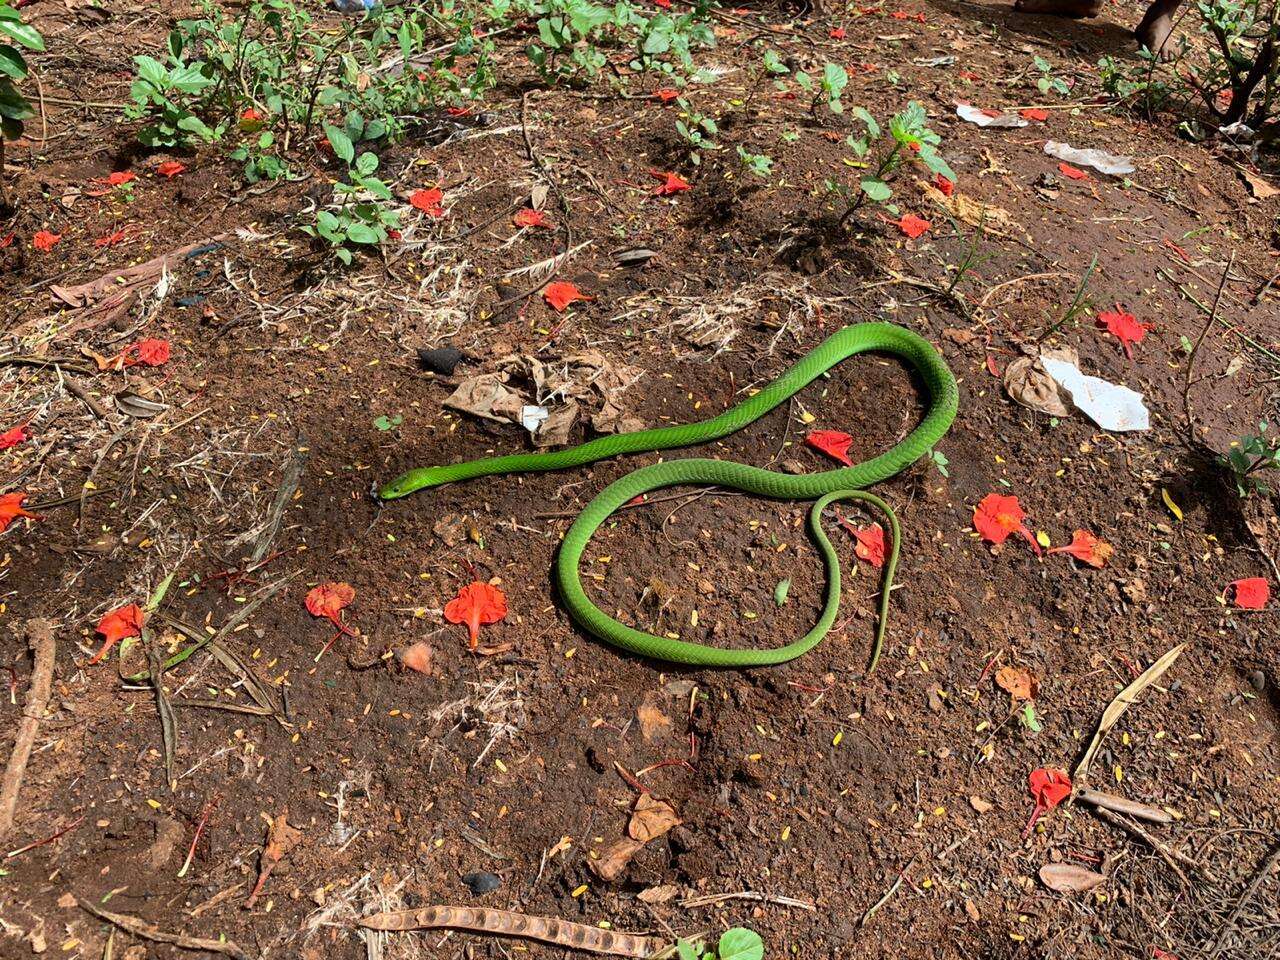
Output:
589 837 645 881
1039 862 1106 893
627 794 681 843
1003 356 1069 418
996 665 1039 703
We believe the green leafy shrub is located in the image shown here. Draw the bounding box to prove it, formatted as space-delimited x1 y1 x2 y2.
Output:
1221 421 1280 496
300 124 401 264
829 101 955 223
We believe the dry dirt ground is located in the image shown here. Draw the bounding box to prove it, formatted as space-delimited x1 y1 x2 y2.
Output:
1 0 1279 958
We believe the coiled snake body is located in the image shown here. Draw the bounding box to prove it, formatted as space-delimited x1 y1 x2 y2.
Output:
380 322 958 669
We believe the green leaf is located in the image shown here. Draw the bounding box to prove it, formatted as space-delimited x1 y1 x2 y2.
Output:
717 929 764 960
373 414 402 431
0 18 43 52
676 942 701 960
0 45 28 80
335 247 353 265
355 151 379 176
860 178 892 202
344 221 382 245
774 579 790 606
325 123 355 164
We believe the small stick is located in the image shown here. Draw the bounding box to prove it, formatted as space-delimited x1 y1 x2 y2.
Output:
679 890 816 911
0 620 57 838
76 896 251 960
860 856 916 926
1206 840 1280 959
6 816 83 858
1091 807 1198 885
1182 251 1235 442
1075 788 1172 824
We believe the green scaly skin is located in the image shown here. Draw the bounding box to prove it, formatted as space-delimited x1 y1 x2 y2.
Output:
380 322 958 669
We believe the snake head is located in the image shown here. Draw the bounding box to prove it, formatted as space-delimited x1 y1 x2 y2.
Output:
377 473 417 500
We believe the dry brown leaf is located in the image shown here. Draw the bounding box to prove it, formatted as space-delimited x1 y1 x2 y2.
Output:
627 794 681 842
247 809 303 907
1075 643 1186 782
996 665 1039 703
1003 356 1070 418
636 696 673 742
637 884 680 904
589 838 644 881
1039 862 1107 893
1241 167 1279 200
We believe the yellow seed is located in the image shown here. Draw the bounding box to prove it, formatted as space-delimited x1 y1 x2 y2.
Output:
833 731 843 747
572 884 589 898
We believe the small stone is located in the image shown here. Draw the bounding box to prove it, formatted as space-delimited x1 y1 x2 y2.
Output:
418 346 464 375
969 796 993 814
780 459 807 475
1249 670 1266 691
462 871 502 895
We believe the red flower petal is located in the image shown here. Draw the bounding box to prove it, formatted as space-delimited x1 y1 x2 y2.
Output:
0 232 15 248
896 213 931 238
125 338 171 367
33 231 61 252
0 424 30 450
88 603 145 665
973 493 1041 555
829 26 847 38
156 161 186 179
1047 529 1112 568
0 492 40 533
95 229 129 248
543 280 593 312
805 430 854 466
934 174 954 197
513 208 553 229
1024 766 1072 836
1020 108 1049 122
1230 577 1269 609
305 582 355 621
1058 162 1090 181
848 521 885 568
410 187 445 216
650 171 691 196
444 581 508 649
1096 304 1150 360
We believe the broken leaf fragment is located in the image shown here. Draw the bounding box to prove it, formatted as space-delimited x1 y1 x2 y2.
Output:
995 665 1039 703
1039 862 1106 893
247 809 303 907
627 794 681 842
590 837 645 881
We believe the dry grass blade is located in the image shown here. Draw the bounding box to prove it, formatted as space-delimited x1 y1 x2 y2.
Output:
249 439 308 564
147 631 179 792
1074 642 1186 783
75 896 251 960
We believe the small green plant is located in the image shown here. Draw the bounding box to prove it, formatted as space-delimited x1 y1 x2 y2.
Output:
1038 253 1097 340
301 125 401 264
736 144 773 177
830 101 954 225
1189 0 1279 128
125 54 223 148
1221 421 1280 495
1032 55 1071 97
674 95 717 163
677 928 764 960
794 62 847 116
926 448 950 478
1097 50 1180 117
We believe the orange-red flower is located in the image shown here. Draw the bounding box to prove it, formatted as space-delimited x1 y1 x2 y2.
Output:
0 424 29 450
895 213 931 238
33 231 61 252
0 492 40 533
409 187 445 216
513 208 553 229
1024 767 1071 836
444 582 507 650
1097 304 1150 360
973 493 1041 555
543 280 592 312
1047 529 1112 568
651 171 691 196
156 161 186 179
88 603 145 665
1229 577 1269 609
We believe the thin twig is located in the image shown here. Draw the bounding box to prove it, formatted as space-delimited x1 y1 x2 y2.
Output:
1206 840 1280 959
1182 252 1235 443
76 897 252 960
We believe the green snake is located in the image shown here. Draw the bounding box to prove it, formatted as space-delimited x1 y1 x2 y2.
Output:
380 322 958 670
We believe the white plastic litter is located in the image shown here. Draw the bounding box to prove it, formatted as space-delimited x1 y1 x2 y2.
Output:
1043 141 1135 177
520 405 549 433
956 104 1028 128
1041 357 1150 432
